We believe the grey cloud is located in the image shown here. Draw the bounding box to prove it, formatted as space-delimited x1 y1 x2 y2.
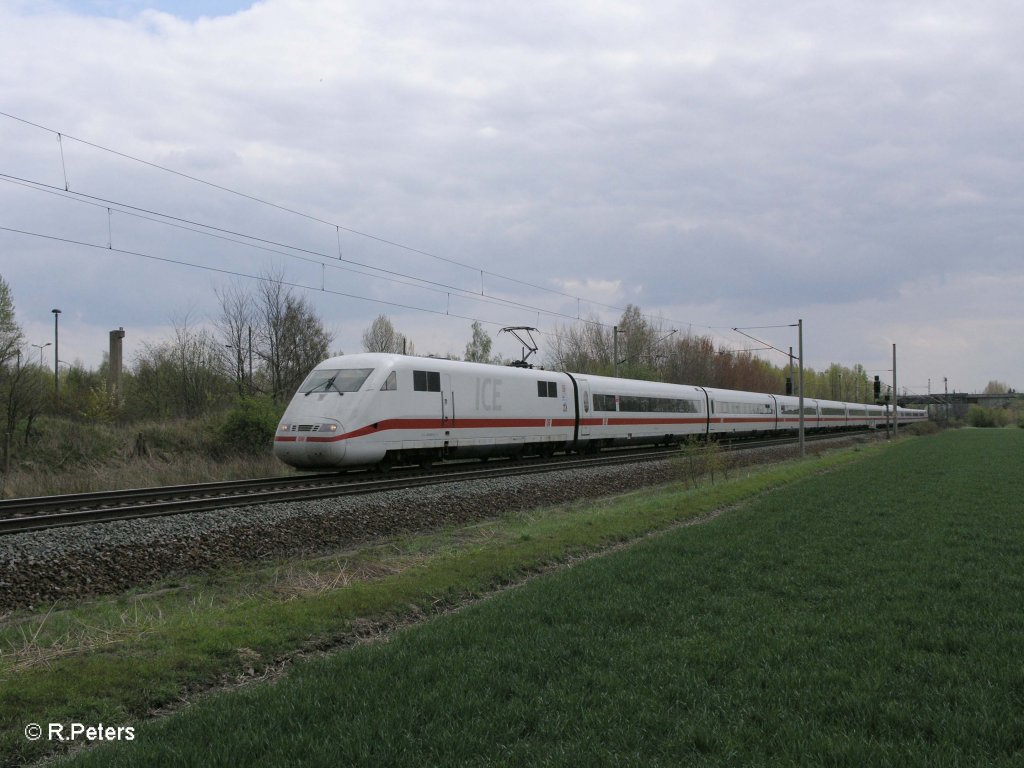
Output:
1 0 1022 389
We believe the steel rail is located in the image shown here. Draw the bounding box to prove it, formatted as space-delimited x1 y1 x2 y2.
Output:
0 449 677 536
0 431 871 536
0 451 607 520
0 471 350 516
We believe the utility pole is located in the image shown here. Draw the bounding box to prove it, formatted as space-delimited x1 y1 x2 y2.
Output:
613 325 618 378
248 325 253 394
892 343 898 438
788 346 794 395
51 308 62 402
612 326 627 377
798 319 805 457
730 320 804 456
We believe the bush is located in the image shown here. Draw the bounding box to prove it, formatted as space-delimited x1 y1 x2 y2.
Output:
676 437 728 488
967 405 1013 428
902 420 940 436
132 418 216 459
215 397 283 455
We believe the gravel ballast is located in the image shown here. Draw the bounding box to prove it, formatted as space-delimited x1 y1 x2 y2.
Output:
0 437 868 613
0 460 683 613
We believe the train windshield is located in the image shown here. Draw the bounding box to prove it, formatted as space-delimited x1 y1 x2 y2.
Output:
300 368 373 395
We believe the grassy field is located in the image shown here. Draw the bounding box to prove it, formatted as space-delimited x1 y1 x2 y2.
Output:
1 414 292 498
5 429 1023 766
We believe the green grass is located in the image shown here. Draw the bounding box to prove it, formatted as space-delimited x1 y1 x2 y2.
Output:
8 434 1024 768
53 429 1024 767
2 444 865 767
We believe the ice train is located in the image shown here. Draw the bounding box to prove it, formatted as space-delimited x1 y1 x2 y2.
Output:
273 354 926 469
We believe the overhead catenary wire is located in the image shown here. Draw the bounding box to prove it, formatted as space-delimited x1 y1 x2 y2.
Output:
1 173 750 354
0 109 725 335
5 113 796 367
0 223 557 340
0 174 614 331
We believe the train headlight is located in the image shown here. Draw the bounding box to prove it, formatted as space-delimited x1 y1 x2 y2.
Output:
323 423 338 432
278 423 290 432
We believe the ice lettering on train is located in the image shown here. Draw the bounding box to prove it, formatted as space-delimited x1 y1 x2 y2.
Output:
475 377 503 411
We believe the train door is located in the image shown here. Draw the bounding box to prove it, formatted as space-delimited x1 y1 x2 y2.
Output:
441 373 455 426
576 378 592 438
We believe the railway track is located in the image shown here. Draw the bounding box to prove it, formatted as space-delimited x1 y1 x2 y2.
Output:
0 432 870 536
0 450 668 535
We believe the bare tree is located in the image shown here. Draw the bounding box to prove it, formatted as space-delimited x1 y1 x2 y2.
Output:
551 305 795 392
215 281 255 396
549 316 611 374
0 276 43 489
464 321 494 363
255 274 332 402
361 314 409 354
615 304 663 380
0 275 21 370
1 356 34 484
131 311 230 418
173 312 226 416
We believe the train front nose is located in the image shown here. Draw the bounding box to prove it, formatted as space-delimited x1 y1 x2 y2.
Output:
273 419 346 469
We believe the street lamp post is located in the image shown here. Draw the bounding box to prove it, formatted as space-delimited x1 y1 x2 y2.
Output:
51 308 61 400
31 342 51 367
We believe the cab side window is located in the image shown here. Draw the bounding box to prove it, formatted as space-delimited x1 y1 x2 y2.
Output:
380 371 397 391
413 370 441 392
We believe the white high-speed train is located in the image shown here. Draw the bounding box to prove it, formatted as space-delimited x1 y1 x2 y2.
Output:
273 353 927 469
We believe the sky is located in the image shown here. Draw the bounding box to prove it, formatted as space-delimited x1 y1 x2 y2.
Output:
1 0 1021 395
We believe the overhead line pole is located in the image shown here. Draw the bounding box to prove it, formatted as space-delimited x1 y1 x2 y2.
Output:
892 343 898 439
798 319 805 458
732 321 804 457
613 326 618 378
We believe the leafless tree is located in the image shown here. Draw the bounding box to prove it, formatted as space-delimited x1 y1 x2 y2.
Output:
463 321 494 363
0 275 21 371
215 281 256 396
549 315 611 374
0 275 45 488
131 311 230 418
361 314 409 354
255 274 332 402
